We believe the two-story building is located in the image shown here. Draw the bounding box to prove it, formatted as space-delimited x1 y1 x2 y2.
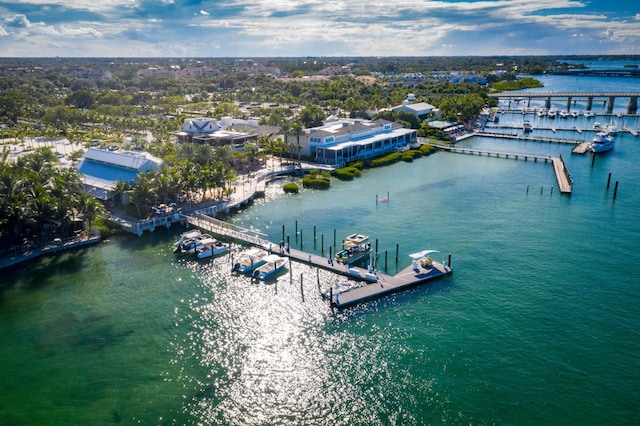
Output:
296 118 418 167
172 117 258 149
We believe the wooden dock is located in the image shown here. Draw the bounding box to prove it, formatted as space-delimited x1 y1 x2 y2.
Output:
429 143 553 162
572 142 591 154
330 261 451 308
476 131 582 145
181 212 453 307
552 156 573 194
429 144 572 194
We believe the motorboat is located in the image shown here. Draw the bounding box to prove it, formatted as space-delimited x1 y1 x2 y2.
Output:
584 110 596 118
172 229 201 251
252 254 288 281
523 120 533 133
335 233 372 265
232 248 269 273
559 111 570 118
536 109 547 117
409 249 440 272
175 233 212 254
547 108 558 118
570 111 579 118
591 132 615 153
195 238 229 259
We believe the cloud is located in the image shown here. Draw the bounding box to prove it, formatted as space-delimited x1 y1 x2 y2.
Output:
198 10 210 16
4 14 36 28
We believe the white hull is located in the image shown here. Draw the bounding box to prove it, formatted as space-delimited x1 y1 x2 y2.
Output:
233 249 268 273
252 256 288 280
591 133 615 153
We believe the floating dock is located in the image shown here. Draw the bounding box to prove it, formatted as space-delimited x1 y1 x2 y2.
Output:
182 213 453 308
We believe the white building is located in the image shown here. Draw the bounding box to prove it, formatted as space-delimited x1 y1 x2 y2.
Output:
76 148 163 200
391 102 439 120
295 118 418 167
172 117 258 149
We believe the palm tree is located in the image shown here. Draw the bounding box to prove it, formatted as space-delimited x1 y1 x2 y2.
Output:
77 192 105 235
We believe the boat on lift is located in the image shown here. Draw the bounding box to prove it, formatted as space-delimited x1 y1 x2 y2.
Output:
195 238 229 259
252 254 288 281
335 233 372 266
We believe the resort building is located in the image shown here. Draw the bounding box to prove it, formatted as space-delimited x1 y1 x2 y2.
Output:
76 148 163 201
296 118 418 167
391 101 439 120
172 117 258 149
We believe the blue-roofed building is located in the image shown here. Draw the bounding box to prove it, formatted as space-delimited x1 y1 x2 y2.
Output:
76 148 163 200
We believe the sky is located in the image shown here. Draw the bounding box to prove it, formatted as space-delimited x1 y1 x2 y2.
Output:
0 0 639 57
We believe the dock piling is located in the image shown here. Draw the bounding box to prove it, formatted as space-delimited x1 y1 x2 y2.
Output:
385 250 388 273
448 254 452 269
591 153 595 168
300 273 304 302
614 181 619 199
295 220 298 241
607 172 612 190
300 229 303 250
321 234 324 254
317 268 321 295
395 244 399 265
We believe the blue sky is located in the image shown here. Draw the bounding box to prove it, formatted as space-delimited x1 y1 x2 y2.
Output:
1 0 639 57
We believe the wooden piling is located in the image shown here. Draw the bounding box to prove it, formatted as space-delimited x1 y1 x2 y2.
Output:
300 229 303 250
395 243 399 264
527 185 529 193
385 250 388 273
321 234 324 254
448 253 452 268
317 268 321 294
591 153 595 168
300 273 304 302
614 181 619 199
541 186 544 194
282 224 285 241
333 229 336 250
607 172 612 189
313 225 316 242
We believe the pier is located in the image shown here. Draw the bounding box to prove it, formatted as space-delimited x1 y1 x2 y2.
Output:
475 131 583 145
180 212 452 308
428 144 572 194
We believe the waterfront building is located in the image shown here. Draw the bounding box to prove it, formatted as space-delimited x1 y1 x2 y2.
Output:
75 148 163 201
172 117 258 148
298 118 417 167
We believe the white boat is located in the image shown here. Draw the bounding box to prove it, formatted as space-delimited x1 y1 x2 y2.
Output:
252 254 288 281
175 232 213 254
536 109 546 117
604 124 619 136
547 108 558 118
409 249 440 272
559 111 570 118
335 233 372 265
591 132 615 153
195 238 229 259
523 120 533 133
232 248 269 273
172 229 201 251
570 111 579 118
584 111 595 118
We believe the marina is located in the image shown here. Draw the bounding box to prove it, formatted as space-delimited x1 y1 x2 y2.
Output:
181 213 453 307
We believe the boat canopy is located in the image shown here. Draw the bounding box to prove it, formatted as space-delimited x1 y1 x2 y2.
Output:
197 238 217 246
263 254 282 263
408 249 439 259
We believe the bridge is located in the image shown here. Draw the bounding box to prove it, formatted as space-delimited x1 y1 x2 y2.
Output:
488 91 640 115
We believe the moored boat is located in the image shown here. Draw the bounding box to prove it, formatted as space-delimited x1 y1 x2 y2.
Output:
176 233 212 254
570 110 579 118
321 281 357 299
335 233 372 265
232 248 269 273
584 110 596 118
523 120 533 133
172 229 202 251
591 132 615 153
252 254 288 281
195 238 229 259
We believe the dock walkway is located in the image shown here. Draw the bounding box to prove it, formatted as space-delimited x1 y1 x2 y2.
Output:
428 144 572 194
181 212 453 307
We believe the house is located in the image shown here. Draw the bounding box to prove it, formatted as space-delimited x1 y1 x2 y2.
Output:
294 118 418 167
171 117 258 149
76 148 163 200
392 102 439 120
68 67 112 80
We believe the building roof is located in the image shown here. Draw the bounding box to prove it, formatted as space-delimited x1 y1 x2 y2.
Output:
392 102 437 115
82 147 163 171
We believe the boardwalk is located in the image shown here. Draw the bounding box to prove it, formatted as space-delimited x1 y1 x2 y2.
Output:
181 212 453 307
476 131 581 145
428 143 572 194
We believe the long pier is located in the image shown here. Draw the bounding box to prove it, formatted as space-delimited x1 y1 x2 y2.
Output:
428 144 572 194
476 131 582 145
181 212 452 308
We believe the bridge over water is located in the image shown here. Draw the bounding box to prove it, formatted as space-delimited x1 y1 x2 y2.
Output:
488 91 640 114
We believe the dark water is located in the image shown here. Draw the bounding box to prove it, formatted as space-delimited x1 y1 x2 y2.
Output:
1 74 640 425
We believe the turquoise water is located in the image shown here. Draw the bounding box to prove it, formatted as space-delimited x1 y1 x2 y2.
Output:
2 75 640 424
